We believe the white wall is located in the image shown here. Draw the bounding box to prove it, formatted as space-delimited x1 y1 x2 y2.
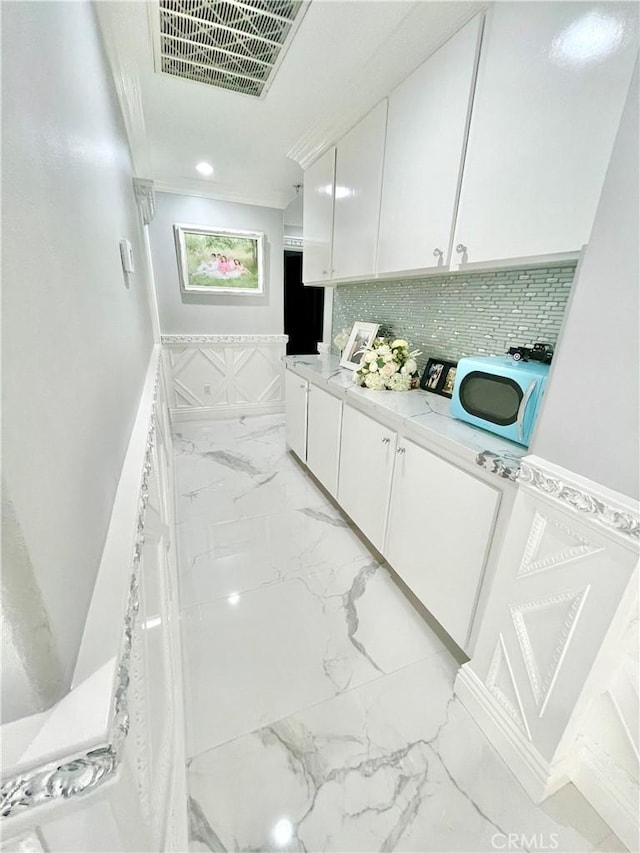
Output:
284 192 303 232
1 0 154 719
284 193 303 226
149 192 284 334
532 62 639 500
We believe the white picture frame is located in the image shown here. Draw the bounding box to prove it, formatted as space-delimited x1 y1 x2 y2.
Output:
340 322 380 370
174 223 265 296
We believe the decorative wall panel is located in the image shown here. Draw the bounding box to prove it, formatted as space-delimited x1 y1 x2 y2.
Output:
486 635 532 740
517 512 603 578
456 455 639 812
162 334 287 418
571 594 639 852
510 586 590 714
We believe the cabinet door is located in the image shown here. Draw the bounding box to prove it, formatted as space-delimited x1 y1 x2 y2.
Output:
302 147 335 285
337 405 397 552
284 369 308 462
307 385 342 497
377 14 482 274
452 3 639 266
332 100 388 281
385 439 499 648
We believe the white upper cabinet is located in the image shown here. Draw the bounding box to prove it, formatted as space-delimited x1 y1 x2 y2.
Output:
302 146 335 285
331 100 388 281
452 2 639 268
377 14 483 275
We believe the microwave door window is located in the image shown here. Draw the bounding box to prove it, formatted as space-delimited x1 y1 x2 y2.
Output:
460 372 522 426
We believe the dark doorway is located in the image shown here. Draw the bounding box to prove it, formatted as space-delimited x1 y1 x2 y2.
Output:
284 250 324 355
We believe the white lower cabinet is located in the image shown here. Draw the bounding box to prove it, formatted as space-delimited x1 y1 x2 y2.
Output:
286 373 506 650
307 385 342 497
338 405 397 552
284 368 308 462
385 439 499 648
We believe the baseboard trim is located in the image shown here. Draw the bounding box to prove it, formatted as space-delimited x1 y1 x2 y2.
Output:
169 401 285 422
455 665 569 803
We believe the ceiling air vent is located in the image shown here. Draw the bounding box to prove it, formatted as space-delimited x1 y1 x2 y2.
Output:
155 0 307 98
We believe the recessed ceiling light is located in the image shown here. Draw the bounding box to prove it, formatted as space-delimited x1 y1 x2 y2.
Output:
195 161 214 177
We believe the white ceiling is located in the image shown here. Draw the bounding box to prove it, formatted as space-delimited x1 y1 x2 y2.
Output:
97 0 483 209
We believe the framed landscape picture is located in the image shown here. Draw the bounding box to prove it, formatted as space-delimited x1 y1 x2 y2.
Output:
174 223 264 295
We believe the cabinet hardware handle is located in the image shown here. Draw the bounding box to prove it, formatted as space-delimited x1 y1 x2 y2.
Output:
456 244 467 255
300 384 306 389
396 447 406 455
433 248 443 259
322 270 327 276
381 437 390 444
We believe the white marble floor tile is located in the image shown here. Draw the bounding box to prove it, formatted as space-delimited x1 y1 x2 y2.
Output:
187 655 458 851
595 832 628 852
175 451 332 526
181 556 448 758
187 656 613 853
178 502 371 608
174 416 617 852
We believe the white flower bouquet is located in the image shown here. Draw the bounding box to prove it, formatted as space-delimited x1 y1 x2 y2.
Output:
354 337 421 391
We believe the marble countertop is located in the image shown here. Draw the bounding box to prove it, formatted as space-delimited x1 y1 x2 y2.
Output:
284 354 526 483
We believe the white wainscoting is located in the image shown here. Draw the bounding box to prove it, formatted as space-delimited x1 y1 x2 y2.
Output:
0 347 188 852
570 586 639 852
162 334 288 421
455 455 639 843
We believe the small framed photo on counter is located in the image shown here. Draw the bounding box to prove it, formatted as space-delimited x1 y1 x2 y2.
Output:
420 358 458 398
340 322 380 370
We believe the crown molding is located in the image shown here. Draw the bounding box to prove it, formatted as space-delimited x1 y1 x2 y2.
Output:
94 3 151 176
154 179 292 211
